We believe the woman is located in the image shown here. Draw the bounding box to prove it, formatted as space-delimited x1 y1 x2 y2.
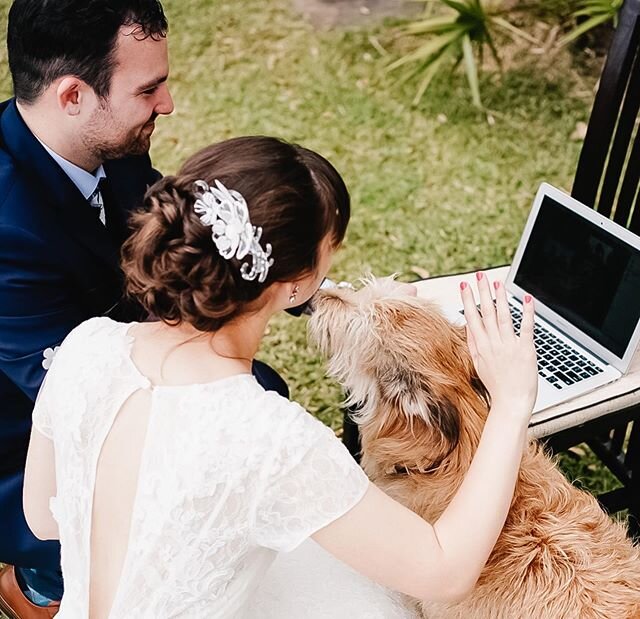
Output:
23 136 537 618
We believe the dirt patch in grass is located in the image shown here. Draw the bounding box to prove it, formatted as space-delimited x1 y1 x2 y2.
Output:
292 0 421 28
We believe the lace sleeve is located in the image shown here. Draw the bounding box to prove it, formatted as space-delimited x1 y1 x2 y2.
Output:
31 317 109 439
253 405 370 553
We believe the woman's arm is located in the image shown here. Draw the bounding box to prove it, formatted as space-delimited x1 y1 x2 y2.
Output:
23 426 59 541
313 406 526 602
313 274 537 603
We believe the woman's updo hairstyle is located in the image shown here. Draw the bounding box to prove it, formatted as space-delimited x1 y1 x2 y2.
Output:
122 136 350 332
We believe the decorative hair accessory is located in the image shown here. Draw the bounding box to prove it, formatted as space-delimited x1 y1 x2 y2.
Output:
193 179 274 283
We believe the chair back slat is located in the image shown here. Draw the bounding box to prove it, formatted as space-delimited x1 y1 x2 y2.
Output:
572 0 640 218
613 124 640 227
599 50 640 222
628 185 640 233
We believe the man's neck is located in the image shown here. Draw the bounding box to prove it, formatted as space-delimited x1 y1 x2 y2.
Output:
16 100 101 172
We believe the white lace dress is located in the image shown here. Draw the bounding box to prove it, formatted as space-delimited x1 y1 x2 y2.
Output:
32 317 415 618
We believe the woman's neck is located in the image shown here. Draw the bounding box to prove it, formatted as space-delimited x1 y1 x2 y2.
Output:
166 306 272 363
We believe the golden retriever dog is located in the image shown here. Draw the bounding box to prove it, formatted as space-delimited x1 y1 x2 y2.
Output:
308 277 640 619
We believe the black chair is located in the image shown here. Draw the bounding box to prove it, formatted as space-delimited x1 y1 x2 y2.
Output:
343 0 640 535
544 0 640 537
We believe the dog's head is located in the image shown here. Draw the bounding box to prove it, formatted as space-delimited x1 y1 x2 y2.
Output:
308 276 489 474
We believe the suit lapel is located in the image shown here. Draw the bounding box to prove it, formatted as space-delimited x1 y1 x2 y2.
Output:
101 164 132 247
0 99 122 274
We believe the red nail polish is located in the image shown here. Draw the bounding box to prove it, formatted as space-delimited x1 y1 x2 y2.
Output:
476 272 483 281
524 295 532 304
493 281 500 290
460 282 467 291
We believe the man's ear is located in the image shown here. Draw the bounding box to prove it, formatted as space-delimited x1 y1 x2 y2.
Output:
56 77 85 116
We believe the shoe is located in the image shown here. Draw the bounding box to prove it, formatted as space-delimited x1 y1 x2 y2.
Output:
0 566 60 618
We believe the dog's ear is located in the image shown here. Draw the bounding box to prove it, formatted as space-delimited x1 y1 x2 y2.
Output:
470 374 490 407
424 394 460 456
376 361 461 458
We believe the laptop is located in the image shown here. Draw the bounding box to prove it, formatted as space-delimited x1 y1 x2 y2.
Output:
445 182 640 413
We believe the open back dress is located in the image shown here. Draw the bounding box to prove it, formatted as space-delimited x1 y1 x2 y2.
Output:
32 317 414 618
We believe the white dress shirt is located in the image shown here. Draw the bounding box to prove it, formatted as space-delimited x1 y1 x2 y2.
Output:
37 139 106 200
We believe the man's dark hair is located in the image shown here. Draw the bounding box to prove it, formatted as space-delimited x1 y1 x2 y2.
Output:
7 0 168 104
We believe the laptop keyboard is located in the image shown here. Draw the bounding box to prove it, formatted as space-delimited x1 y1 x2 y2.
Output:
461 303 605 390
508 304 604 389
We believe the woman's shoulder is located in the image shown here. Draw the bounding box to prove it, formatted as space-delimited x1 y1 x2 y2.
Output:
61 315 123 343
252 386 334 437
47 317 130 373
197 380 338 461
243 387 344 466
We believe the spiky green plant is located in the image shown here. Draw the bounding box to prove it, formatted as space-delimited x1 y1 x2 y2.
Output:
558 0 623 46
388 0 537 108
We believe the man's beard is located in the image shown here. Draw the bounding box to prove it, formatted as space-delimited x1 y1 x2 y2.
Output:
83 104 156 162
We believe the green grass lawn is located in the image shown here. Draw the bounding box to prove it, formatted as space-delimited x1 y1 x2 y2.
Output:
0 2 624 591
155 1 593 431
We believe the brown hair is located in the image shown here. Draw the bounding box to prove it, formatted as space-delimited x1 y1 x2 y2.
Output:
122 136 350 331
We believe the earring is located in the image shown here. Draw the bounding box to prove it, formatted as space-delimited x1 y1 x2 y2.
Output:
289 285 300 304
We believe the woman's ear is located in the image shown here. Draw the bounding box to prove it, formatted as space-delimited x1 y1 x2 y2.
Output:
264 281 298 313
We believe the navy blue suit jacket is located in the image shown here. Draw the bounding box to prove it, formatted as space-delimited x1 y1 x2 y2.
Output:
0 99 160 569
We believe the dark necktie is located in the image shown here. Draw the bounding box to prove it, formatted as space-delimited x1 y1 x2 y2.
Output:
88 179 107 225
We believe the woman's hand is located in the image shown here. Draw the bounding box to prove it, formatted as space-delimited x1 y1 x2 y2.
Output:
460 272 537 418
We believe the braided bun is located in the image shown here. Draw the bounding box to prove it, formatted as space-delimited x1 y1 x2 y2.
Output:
122 136 350 331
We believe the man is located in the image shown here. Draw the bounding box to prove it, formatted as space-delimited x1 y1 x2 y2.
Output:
0 1 175 615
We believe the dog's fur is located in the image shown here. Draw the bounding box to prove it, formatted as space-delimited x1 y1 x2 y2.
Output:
308 277 640 619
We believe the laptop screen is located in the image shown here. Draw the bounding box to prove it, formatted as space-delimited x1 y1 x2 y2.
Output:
514 195 640 358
